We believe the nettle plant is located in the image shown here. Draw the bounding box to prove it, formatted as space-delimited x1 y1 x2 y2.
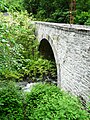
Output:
0 11 56 82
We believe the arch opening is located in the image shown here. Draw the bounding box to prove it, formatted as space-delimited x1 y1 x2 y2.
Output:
39 39 57 84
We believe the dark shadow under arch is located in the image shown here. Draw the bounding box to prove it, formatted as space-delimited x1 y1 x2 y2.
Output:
39 39 55 61
39 39 57 84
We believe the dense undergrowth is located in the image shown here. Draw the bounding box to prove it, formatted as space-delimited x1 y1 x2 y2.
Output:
25 83 90 120
0 11 56 82
0 81 90 120
0 81 24 120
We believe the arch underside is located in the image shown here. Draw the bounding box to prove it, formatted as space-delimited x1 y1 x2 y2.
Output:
39 38 57 84
39 39 55 61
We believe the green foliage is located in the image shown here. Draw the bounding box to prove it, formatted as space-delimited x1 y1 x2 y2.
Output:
0 11 30 80
75 11 90 25
0 11 56 82
25 83 89 120
0 0 24 12
0 82 90 119
1 0 90 26
23 0 90 25
71 0 90 25
76 0 90 12
23 0 70 23
0 81 24 120
22 58 56 82
85 18 90 25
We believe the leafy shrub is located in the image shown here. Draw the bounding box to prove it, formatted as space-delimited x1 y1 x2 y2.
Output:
75 11 89 25
85 10 90 25
0 0 24 12
25 83 89 120
23 0 70 23
0 82 89 119
0 81 24 120
85 18 90 25
0 11 56 82
0 11 29 81
22 58 56 82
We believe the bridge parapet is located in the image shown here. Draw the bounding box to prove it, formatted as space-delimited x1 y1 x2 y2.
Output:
35 21 90 35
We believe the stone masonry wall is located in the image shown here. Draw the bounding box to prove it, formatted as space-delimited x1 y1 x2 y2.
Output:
35 22 90 102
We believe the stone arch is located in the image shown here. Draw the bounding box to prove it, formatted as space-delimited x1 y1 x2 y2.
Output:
38 38 60 85
35 22 90 102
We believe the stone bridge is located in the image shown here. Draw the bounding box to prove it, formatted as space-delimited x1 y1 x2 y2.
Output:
35 21 90 102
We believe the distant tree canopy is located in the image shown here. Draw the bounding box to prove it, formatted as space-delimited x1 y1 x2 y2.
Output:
24 0 70 23
76 0 90 12
0 0 90 24
24 0 90 25
75 0 90 25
